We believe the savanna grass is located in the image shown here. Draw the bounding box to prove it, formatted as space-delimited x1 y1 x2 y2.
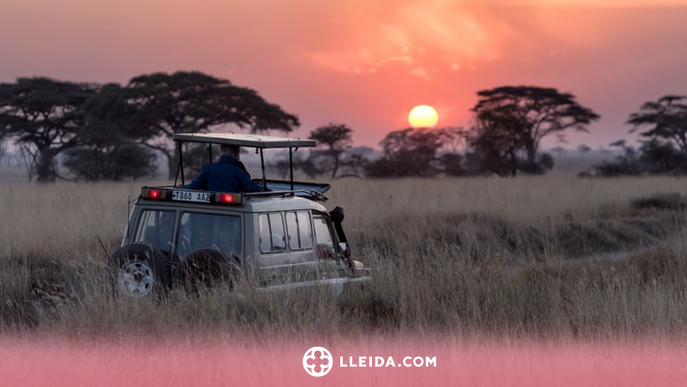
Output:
2 176 687 338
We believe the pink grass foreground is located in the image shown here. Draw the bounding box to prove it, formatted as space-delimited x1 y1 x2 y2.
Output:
1 334 687 387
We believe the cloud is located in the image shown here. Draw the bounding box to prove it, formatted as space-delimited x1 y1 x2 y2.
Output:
306 0 512 79
490 0 687 5
303 0 687 79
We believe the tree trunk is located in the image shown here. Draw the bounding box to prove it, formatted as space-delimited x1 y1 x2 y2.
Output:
35 148 58 183
331 157 339 179
525 144 537 165
508 150 518 176
139 140 176 180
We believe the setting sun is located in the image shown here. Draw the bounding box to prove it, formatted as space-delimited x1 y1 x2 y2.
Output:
408 105 439 128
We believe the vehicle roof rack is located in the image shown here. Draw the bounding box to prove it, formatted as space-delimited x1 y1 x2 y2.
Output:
245 189 329 202
171 132 317 191
172 133 316 149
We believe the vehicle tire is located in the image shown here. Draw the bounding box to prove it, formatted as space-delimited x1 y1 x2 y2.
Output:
179 248 242 292
107 243 171 298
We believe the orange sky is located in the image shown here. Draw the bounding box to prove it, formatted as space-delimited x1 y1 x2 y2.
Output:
2 0 687 149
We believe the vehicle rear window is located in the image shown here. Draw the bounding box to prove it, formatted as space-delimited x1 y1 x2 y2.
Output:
286 211 313 251
176 212 241 257
259 213 286 253
133 210 176 252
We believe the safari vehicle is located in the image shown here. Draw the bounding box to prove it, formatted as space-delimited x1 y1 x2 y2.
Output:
107 133 370 298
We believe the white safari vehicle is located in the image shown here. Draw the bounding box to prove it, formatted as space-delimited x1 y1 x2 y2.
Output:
107 133 370 298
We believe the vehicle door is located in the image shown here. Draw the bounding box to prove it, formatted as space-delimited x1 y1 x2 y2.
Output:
257 210 318 286
312 212 347 279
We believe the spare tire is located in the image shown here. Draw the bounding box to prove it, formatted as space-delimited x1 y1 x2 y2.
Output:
107 243 171 298
179 248 242 292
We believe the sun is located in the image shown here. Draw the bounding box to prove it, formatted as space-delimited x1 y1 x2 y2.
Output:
408 105 439 128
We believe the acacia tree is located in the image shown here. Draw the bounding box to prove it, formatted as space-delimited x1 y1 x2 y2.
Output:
366 127 461 177
63 145 158 181
627 95 687 152
126 71 300 178
612 95 687 175
308 123 354 178
63 83 159 181
470 86 599 174
466 104 526 176
0 77 96 182
80 83 158 142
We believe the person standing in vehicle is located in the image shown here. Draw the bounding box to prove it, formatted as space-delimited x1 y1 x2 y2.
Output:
183 144 266 192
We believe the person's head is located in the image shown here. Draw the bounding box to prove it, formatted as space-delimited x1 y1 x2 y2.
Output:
220 144 241 160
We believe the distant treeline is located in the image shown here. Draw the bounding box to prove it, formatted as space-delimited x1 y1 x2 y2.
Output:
1 72 685 181
0 72 298 182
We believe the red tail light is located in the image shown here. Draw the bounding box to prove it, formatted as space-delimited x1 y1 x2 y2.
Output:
215 193 242 204
142 188 166 199
148 189 161 199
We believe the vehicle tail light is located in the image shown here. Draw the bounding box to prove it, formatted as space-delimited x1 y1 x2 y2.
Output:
215 193 242 205
142 188 168 200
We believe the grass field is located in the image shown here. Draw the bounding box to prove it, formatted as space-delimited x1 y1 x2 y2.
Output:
1 176 687 338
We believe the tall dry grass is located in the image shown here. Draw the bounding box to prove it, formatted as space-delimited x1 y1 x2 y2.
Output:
0 182 141 259
2 176 687 337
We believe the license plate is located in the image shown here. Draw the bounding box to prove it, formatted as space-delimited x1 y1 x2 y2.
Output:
171 190 211 203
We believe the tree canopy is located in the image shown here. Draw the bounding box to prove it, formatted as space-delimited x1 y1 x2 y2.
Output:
308 123 354 178
0 72 301 182
62 83 159 181
127 71 300 178
627 95 687 152
366 127 463 178
0 77 96 182
469 86 599 175
592 95 687 176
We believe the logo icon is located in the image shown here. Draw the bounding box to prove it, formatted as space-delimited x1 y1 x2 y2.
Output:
303 346 333 377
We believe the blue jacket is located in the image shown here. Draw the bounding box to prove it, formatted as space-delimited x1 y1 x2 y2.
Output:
183 155 265 193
